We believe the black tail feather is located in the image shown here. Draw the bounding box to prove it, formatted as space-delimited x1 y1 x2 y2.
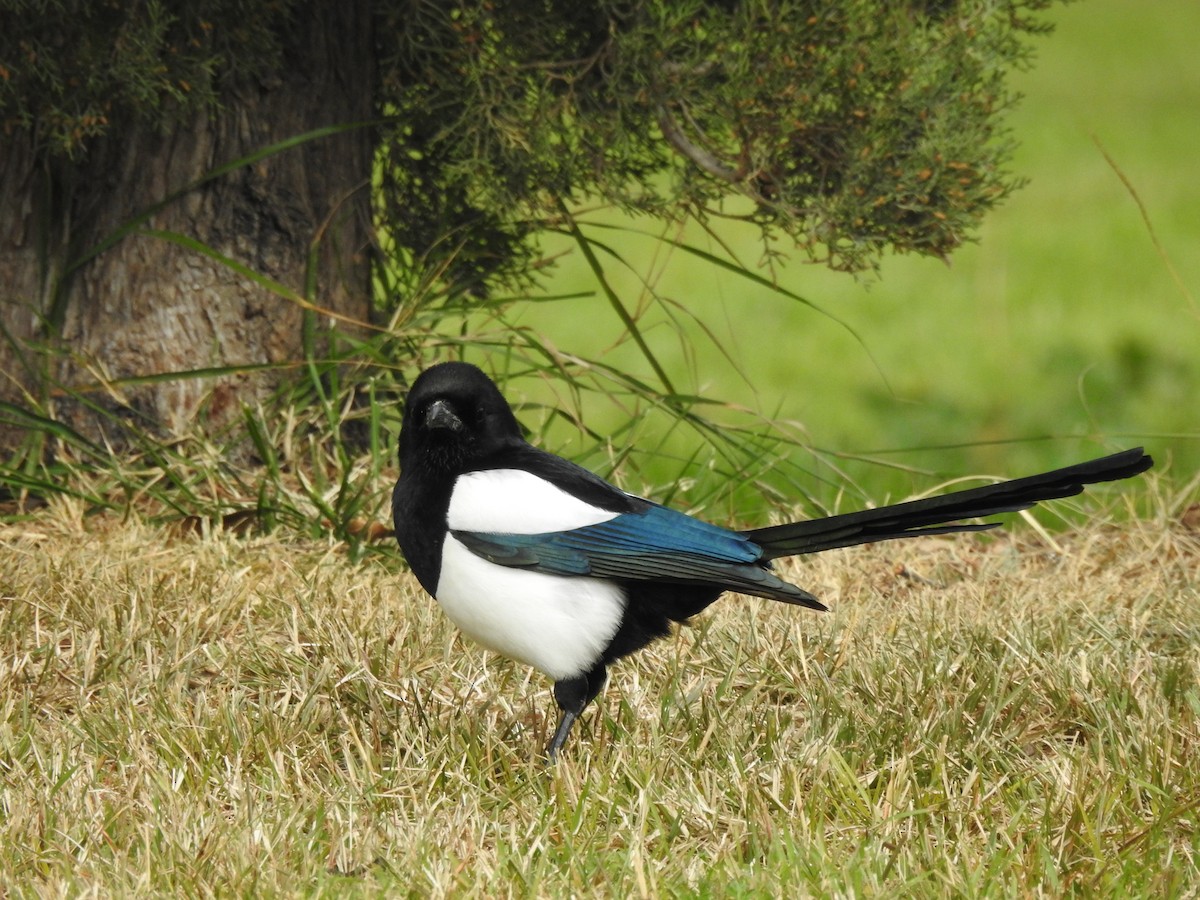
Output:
745 448 1152 560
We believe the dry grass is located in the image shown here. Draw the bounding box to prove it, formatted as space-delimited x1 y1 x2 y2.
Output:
2 494 1198 897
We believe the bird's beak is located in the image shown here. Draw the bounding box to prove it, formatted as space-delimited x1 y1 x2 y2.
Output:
424 399 463 432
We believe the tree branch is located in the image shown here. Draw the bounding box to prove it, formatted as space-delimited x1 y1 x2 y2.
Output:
654 103 741 183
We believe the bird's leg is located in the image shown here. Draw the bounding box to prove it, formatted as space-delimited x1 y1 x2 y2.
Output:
547 676 587 761
546 709 579 762
547 666 608 761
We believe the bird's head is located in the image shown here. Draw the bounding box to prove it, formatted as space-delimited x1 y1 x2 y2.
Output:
399 362 523 476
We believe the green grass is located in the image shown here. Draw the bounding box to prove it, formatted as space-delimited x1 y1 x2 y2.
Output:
2 493 1197 896
506 0 1199 498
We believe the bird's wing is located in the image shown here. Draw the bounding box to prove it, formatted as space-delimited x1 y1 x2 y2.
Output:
451 503 825 609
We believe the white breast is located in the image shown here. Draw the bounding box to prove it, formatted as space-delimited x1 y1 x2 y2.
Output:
436 534 626 680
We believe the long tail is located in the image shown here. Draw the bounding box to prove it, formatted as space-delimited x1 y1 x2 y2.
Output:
745 447 1152 560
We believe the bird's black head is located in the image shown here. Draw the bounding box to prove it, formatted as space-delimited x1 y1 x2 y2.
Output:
398 362 523 477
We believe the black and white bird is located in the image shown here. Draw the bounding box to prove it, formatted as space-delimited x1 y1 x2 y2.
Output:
392 361 1152 759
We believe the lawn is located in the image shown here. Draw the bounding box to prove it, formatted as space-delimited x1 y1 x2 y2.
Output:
2 493 1197 895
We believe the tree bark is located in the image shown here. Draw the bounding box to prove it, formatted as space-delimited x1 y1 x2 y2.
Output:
0 3 374 450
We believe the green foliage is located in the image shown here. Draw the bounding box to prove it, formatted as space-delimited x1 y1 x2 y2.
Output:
378 0 1062 290
0 0 297 156
2 0 1062 285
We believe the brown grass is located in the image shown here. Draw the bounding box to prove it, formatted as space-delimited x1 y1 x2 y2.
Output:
2 493 1198 896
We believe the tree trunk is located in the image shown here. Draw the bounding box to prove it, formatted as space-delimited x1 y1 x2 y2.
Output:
0 4 374 451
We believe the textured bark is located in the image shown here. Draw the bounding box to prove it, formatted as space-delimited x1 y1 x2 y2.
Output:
0 3 374 449
0 134 46 436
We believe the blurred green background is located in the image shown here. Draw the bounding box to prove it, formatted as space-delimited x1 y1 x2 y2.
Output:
494 0 1197 511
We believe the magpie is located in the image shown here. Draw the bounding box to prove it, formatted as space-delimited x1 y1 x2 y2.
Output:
392 361 1153 759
